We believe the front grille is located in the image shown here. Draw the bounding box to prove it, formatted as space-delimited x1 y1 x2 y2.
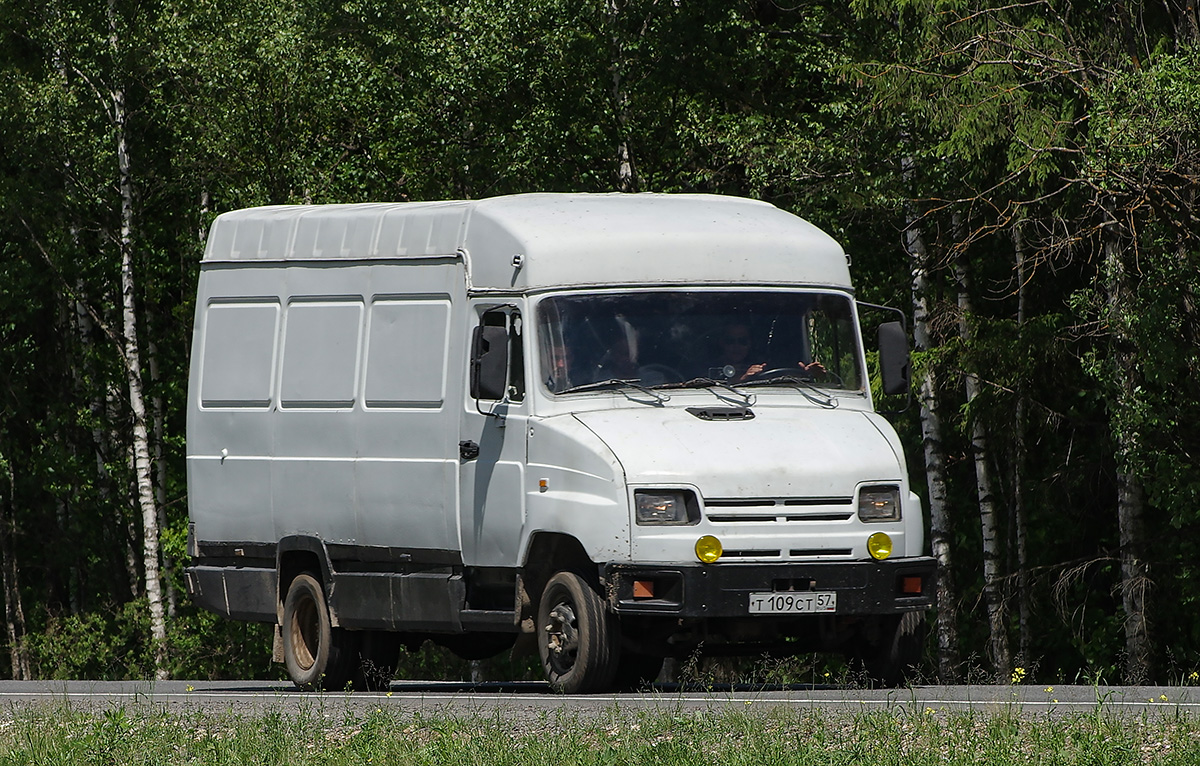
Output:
706 513 853 523
705 496 853 508
701 495 858 561
703 496 854 524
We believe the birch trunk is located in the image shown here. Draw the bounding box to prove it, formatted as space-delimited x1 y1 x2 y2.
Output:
902 156 959 681
1102 199 1152 684
146 320 177 618
0 451 31 679
110 0 169 680
953 217 1010 679
607 0 636 192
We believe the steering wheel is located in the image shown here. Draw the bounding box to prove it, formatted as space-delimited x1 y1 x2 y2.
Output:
744 365 843 387
743 365 813 381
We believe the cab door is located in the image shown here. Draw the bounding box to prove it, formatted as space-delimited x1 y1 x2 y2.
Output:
457 304 528 567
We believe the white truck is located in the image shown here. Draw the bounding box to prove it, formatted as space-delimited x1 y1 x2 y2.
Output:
184 193 934 692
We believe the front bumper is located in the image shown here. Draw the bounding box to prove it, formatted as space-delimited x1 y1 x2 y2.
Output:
604 557 935 618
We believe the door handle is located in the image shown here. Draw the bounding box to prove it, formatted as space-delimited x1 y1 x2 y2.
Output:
459 440 480 461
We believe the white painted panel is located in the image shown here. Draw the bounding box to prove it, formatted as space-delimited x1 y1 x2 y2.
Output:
355 459 456 550
272 458 358 543
461 461 524 567
187 456 274 542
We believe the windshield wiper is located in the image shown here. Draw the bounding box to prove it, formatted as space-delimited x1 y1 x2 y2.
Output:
556 378 670 403
660 377 754 406
738 375 837 409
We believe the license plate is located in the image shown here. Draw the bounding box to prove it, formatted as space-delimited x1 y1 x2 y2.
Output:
748 591 837 614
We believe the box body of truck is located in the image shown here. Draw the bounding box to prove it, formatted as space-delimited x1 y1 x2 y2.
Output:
185 193 935 691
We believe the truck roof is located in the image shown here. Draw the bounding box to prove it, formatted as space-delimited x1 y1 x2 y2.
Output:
201 193 852 291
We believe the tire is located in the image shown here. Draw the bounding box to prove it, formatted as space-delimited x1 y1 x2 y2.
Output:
282 572 359 691
537 571 619 694
861 612 926 688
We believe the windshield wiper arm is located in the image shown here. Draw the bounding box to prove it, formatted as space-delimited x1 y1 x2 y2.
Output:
739 375 837 408
556 378 670 403
660 377 754 406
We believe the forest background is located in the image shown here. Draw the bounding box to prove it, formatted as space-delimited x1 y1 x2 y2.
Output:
0 0 1197 685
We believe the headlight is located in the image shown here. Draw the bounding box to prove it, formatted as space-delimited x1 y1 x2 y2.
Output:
858 485 901 522
634 490 699 526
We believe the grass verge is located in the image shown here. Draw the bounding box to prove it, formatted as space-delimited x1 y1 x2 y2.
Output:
0 703 1198 764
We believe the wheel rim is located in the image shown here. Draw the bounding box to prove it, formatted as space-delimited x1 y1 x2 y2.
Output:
290 594 319 671
544 600 580 675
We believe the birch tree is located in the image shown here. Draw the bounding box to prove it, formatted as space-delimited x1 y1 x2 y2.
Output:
953 215 1010 679
0 447 31 679
107 0 168 679
902 157 960 682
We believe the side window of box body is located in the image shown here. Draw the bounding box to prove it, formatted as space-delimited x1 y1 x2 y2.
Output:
364 299 452 408
198 302 280 409
199 294 455 411
279 301 364 409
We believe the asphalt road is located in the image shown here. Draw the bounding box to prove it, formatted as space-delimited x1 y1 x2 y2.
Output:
0 680 1195 719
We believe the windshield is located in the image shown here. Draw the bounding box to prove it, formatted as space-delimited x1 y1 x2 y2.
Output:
536 291 863 395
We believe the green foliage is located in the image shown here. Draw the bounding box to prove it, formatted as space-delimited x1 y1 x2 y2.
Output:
26 601 153 681
0 0 1197 684
390 640 541 683
165 612 280 681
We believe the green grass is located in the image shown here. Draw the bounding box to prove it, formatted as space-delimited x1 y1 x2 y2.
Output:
1 704 1198 765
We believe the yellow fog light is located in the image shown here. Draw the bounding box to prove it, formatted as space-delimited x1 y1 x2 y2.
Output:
695 535 723 564
868 532 893 561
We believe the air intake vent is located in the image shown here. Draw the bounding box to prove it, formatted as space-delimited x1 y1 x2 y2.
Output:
707 513 853 523
686 406 755 421
790 548 853 558
720 549 781 558
705 497 853 508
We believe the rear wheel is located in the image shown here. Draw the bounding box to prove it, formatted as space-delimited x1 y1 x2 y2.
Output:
282 572 358 691
537 571 619 693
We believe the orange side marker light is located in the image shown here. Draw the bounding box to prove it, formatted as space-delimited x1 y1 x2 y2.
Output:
633 580 655 599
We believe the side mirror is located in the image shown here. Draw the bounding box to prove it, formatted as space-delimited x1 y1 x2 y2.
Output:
470 324 509 401
878 321 910 396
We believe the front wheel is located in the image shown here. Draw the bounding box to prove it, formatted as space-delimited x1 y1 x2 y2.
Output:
537 571 619 693
282 572 358 691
